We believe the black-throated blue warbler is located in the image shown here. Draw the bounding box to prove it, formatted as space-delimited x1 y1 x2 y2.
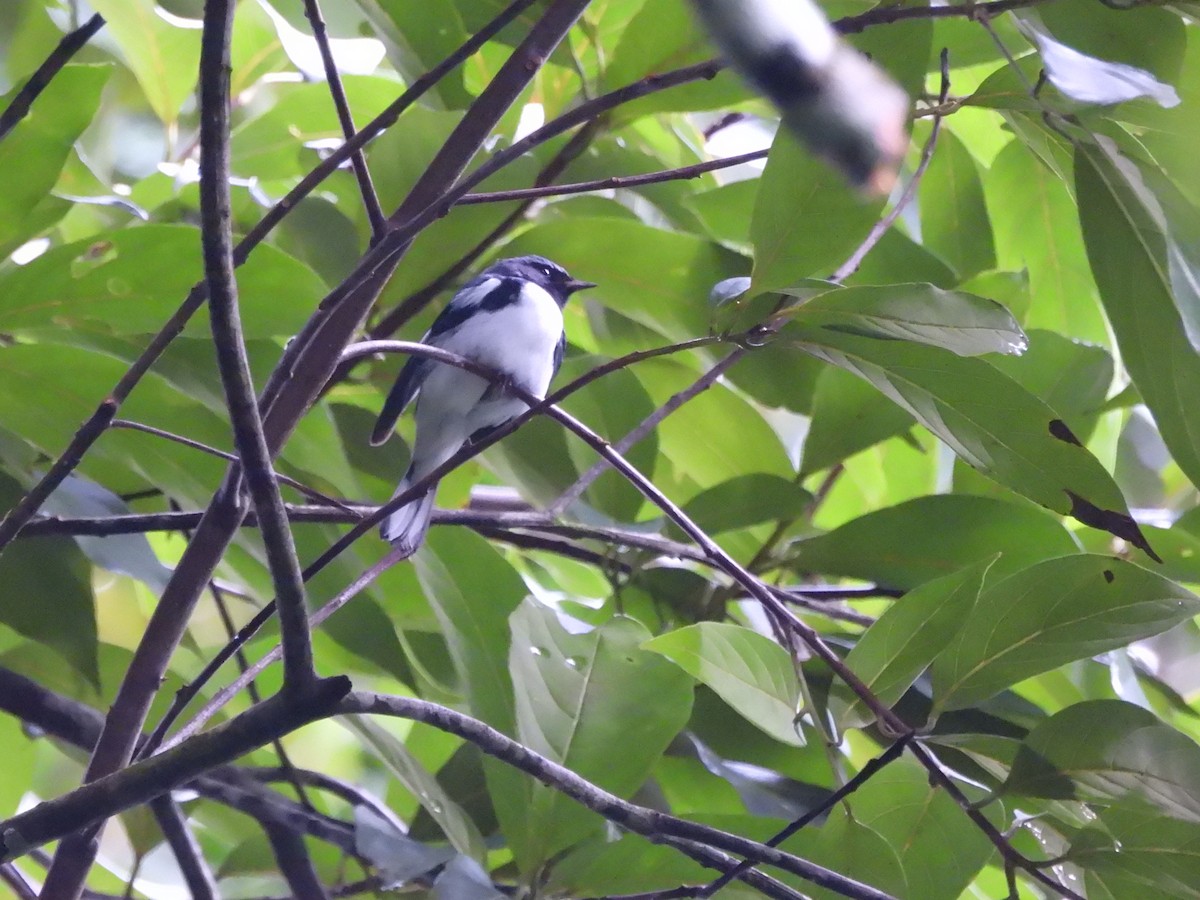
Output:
370 255 595 554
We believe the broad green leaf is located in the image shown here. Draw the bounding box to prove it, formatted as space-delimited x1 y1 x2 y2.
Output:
0 65 109 250
353 0 472 107
986 140 1108 343
89 0 200 124
0 476 97 685
0 715 36 821
680 474 811 535
786 811 908 900
500 217 742 342
750 131 884 294
1076 140 1200 489
931 555 1200 712
918 129 996 279
792 495 1077 589
232 77 400 179
843 228 956 289
644 622 802 745
635 359 793 492
844 757 999 900
549 833 708 898
1070 802 1200 899
789 283 1027 356
413 531 530 870
837 558 994 729
801 366 915 475
342 715 486 860
792 329 1154 556
987 329 1113 439
413 530 525 732
0 225 325 338
1005 700 1200 821
510 604 693 868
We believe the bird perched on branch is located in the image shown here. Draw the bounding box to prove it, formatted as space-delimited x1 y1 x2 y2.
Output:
370 255 595 556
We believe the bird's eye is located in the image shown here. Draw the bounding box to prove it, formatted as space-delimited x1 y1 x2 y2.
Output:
539 264 553 277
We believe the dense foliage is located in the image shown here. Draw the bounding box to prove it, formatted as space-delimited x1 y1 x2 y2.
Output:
0 0 1199 898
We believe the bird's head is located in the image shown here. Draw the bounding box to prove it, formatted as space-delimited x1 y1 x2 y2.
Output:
487 255 596 306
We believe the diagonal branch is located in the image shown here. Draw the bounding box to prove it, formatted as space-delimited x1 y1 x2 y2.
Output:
300 0 386 239
0 13 105 142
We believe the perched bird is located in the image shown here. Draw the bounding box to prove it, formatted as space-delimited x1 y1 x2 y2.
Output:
370 255 595 555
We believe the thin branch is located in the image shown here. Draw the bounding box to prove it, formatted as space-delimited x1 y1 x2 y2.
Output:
548 350 744 516
195 0 314 691
111 420 353 510
0 863 37 899
835 0 1053 34
907 742 1084 900
457 148 768 206
148 799 217 900
831 48 951 282
263 821 331 900
300 0 386 239
342 692 895 900
697 737 911 897
0 13 105 142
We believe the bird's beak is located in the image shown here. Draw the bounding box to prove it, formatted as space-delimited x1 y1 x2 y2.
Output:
565 278 597 294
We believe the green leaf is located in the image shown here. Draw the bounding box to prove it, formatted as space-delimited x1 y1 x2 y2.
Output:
842 757 999 900
987 329 1113 440
0 65 109 250
930 556 1200 712
789 283 1027 356
1076 140 1200 490
1005 700 1200 821
501 217 744 342
792 329 1154 556
750 131 884 294
986 140 1108 343
0 475 97 685
89 0 200 124
636 359 793 493
413 530 525 732
917 128 996 279
792 495 1078 589
342 715 487 860
837 558 994 728
0 225 326 338
510 604 693 867
644 622 802 745
801 366 915 475
680 474 811 535
1071 802 1200 899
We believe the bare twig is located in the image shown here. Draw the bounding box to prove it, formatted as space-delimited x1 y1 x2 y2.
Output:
111 420 353 510
457 148 768 207
0 13 104 142
831 49 951 282
194 0 314 693
300 0 386 239
264 820 331 900
148 798 217 900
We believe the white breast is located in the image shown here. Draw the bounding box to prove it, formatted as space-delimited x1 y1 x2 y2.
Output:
441 282 563 397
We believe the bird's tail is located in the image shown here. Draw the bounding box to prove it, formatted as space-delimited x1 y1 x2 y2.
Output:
380 468 436 556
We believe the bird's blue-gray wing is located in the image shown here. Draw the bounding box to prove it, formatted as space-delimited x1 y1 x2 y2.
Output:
370 353 431 445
